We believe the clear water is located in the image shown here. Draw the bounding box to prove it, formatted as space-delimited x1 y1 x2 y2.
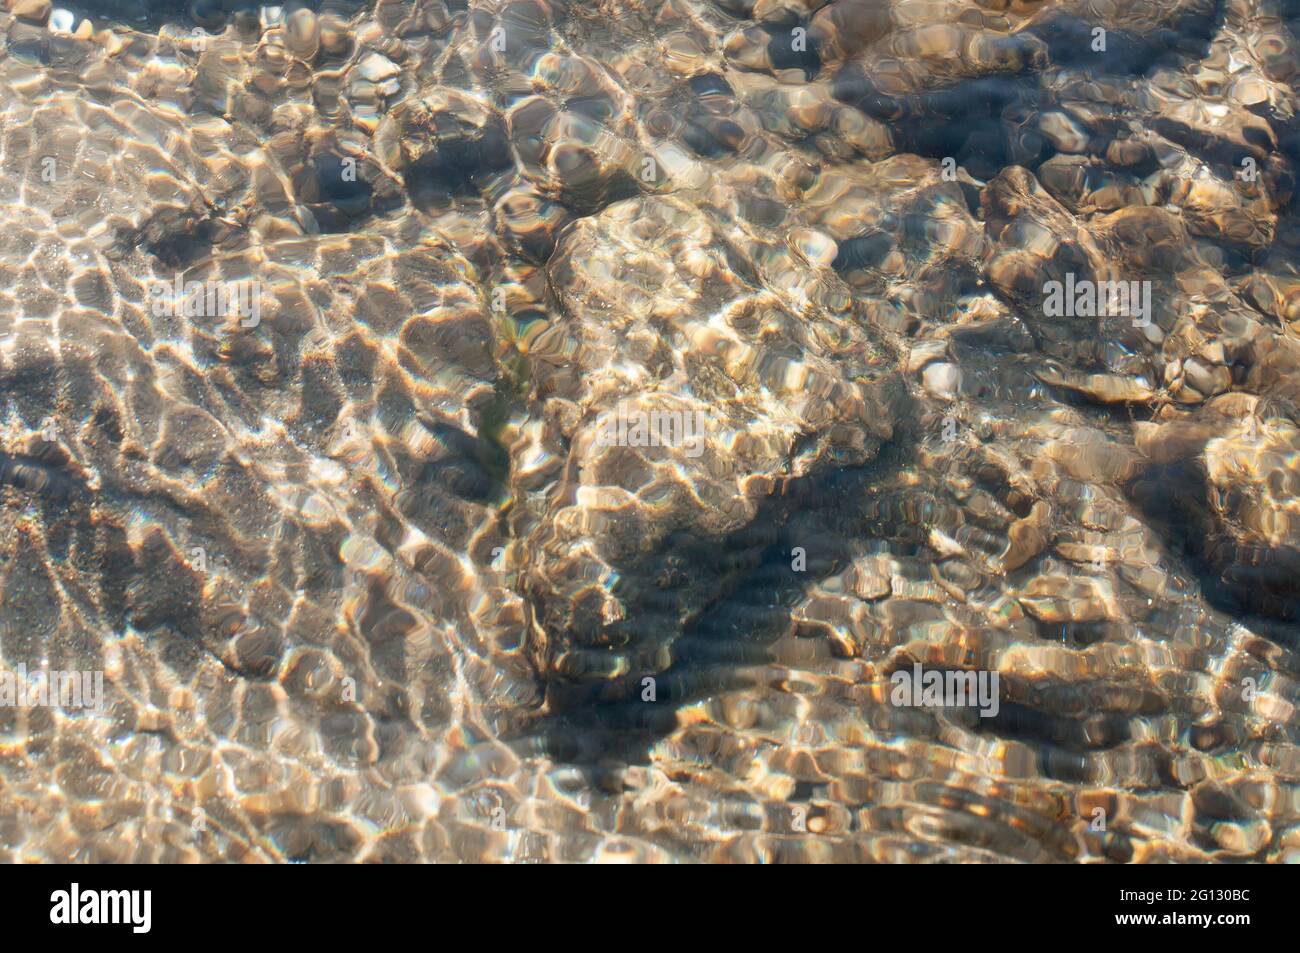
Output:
0 0 1298 862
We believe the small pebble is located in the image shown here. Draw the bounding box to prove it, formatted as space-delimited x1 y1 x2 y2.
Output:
9 0 51 25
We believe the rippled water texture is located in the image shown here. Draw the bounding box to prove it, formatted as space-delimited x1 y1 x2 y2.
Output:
2 0 1300 862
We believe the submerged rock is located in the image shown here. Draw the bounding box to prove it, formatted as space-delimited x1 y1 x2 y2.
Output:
514 193 906 683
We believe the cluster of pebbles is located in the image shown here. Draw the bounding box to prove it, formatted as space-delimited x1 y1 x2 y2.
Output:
0 0 1298 862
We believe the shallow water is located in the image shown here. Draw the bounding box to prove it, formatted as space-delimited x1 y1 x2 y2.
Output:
0 0 1298 862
